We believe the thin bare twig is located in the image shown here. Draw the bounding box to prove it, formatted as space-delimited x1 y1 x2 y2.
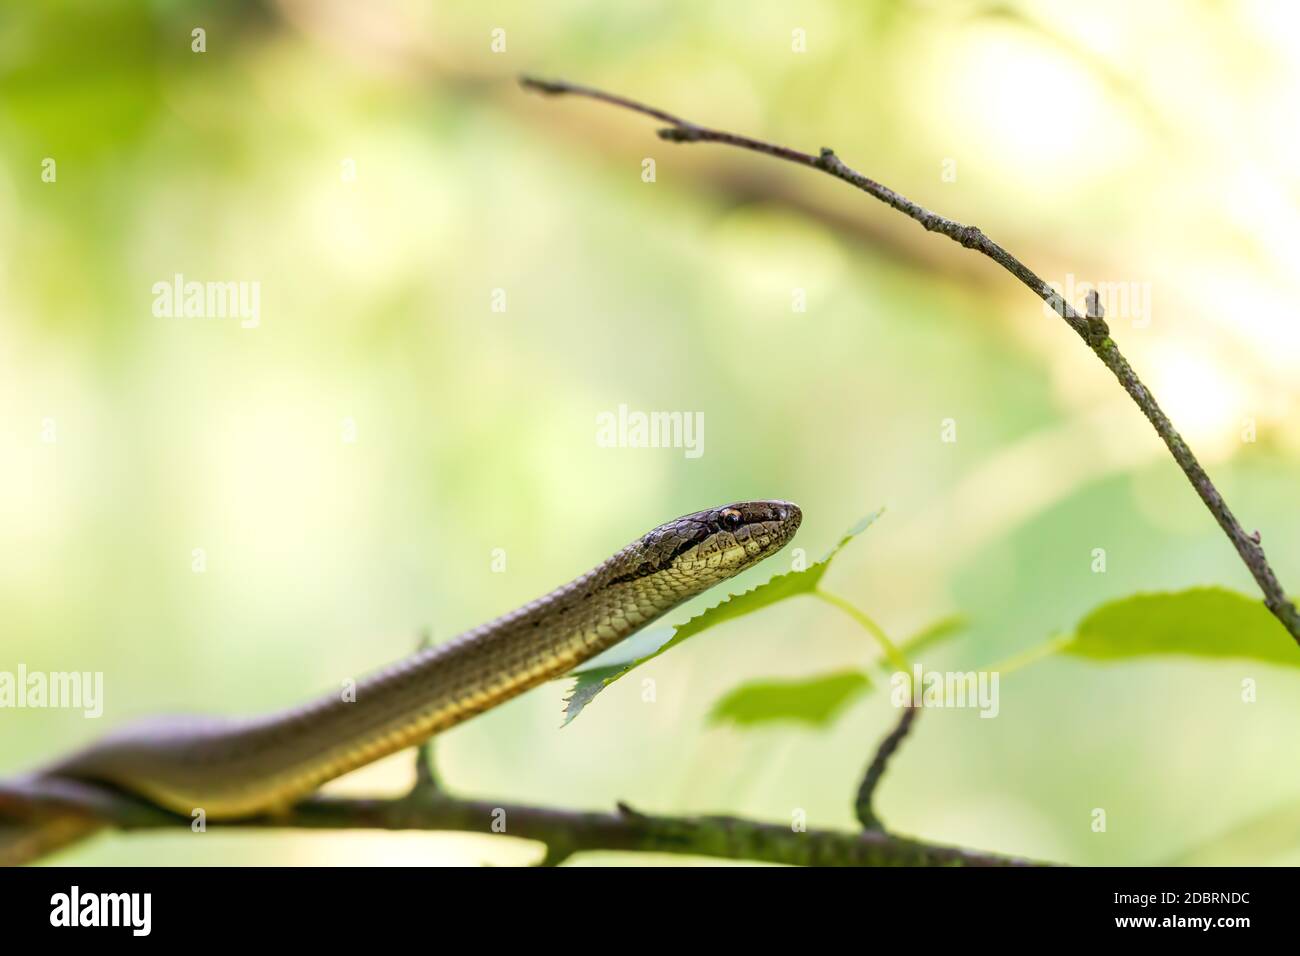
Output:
855 706 920 830
409 628 441 797
520 75 1300 648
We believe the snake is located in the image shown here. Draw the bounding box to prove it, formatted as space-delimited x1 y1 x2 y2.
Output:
0 500 801 862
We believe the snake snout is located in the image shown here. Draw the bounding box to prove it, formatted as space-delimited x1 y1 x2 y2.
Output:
734 499 801 536
652 500 802 577
768 500 801 529
721 499 802 559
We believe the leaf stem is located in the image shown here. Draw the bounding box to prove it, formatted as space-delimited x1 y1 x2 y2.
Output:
815 588 909 671
985 634 1074 677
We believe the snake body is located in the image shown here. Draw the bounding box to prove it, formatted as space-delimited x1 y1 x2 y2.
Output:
22 500 800 826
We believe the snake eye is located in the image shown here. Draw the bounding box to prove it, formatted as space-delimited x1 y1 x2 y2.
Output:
720 509 743 531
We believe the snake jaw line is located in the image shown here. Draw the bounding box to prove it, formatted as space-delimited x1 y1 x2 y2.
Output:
28 500 802 820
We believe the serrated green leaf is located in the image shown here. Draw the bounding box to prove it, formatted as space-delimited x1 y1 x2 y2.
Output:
1063 586 1298 667
560 664 628 726
707 671 872 727
560 510 882 724
703 613 967 731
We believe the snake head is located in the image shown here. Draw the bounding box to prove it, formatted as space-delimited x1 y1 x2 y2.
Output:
649 500 802 580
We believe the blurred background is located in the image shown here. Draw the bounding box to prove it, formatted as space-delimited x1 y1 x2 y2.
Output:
2 0 1299 865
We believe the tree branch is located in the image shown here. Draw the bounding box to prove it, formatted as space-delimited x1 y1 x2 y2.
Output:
520 75 1300 648
855 705 920 830
0 775 1047 867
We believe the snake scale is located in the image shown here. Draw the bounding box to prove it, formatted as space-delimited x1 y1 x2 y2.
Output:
0 500 800 861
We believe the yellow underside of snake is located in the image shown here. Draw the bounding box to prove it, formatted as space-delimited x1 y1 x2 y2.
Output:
20 501 800 826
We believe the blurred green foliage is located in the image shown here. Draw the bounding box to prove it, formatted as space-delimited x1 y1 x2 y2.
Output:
2 0 1299 866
